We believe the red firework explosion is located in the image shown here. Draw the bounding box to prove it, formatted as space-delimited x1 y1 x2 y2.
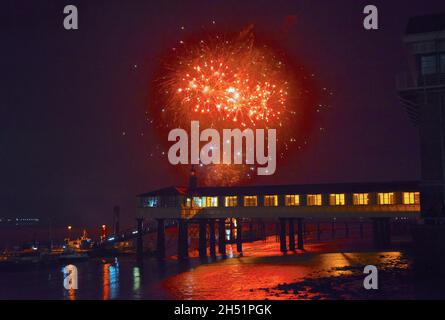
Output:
149 25 325 186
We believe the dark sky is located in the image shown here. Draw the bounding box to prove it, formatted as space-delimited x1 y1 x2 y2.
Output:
2 0 445 228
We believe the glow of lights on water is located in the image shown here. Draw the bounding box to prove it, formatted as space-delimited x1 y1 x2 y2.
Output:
133 267 141 292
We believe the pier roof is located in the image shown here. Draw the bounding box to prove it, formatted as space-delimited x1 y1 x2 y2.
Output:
139 181 420 197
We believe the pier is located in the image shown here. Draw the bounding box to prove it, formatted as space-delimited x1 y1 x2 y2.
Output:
132 179 420 260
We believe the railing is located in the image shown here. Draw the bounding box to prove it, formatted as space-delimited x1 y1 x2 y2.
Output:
397 72 445 91
98 218 183 246
139 203 420 219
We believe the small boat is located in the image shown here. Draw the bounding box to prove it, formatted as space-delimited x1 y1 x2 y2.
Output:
0 250 45 271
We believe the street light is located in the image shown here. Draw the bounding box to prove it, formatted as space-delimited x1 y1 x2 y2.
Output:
67 225 72 242
101 224 107 242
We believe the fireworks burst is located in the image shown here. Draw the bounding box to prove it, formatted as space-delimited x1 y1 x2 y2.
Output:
149 24 329 185
161 26 291 128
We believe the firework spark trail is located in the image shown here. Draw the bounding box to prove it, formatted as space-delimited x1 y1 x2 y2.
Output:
159 27 294 130
150 25 327 185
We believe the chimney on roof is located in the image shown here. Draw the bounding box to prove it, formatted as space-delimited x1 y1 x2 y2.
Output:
189 165 198 190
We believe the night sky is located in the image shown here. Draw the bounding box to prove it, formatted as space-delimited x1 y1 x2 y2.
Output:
2 0 445 228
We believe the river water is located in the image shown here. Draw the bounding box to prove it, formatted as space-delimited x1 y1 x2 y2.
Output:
1 238 444 300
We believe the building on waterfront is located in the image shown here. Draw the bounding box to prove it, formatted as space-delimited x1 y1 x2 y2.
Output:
136 171 420 259
398 12 445 220
134 12 445 260
137 180 421 220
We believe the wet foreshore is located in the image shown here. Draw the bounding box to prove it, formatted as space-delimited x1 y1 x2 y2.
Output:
2 233 445 300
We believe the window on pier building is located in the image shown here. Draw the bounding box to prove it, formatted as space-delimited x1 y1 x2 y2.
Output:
307 194 322 206
244 196 258 207
421 55 437 75
193 196 218 208
142 196 158 207
264 195 278 207
204 196 218 207
403 192 420 205
285 195 300 206
192 197 203 207
225 196 237 207
353 193 369 205
330 194 345 205
378 192 395 205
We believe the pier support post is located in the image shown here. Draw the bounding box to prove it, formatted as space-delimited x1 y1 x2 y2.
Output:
372 218 391 248
156 219 165 259
288 218 295 251
372 218 378 246
249 220 254 241
236 218 243 253
279 218 287 252
260 220 266 240
297 218 304 250
229 218 235 243
199 219 207 258
331 219 336 239
359 220 364 239
345 222 349 238
275 222 280 242
382 218 391 247
209 219 216 257
136 218 144 262
177 219 189 260
218 218 226 255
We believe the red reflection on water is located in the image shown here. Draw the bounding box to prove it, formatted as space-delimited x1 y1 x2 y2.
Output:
67 288 76 300
161 235 403 300
163 258 313 299
103 264 110 300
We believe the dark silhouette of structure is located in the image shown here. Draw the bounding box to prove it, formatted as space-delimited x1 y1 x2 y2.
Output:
398 12 445 221
134 13 445 262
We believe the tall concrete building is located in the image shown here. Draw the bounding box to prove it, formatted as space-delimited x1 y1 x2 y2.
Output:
398 13 445 220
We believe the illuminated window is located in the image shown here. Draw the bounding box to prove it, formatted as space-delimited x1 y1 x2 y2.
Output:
185 197 192 207
225 196 237 207
329 194 345 205
192 197 203 207
353 193 369 205
143 196 158 207
264 195 278 206
285 195 300 206
192 197 218 207
378 193 395 205
403 192 420 204
307 194 322 206
244 196 258 207
204 196 218 207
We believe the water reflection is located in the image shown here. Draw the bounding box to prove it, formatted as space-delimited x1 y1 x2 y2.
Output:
162 251 408 300
133 267 141 293
0 241 423 300
102 258 119 300
61 265 77 300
